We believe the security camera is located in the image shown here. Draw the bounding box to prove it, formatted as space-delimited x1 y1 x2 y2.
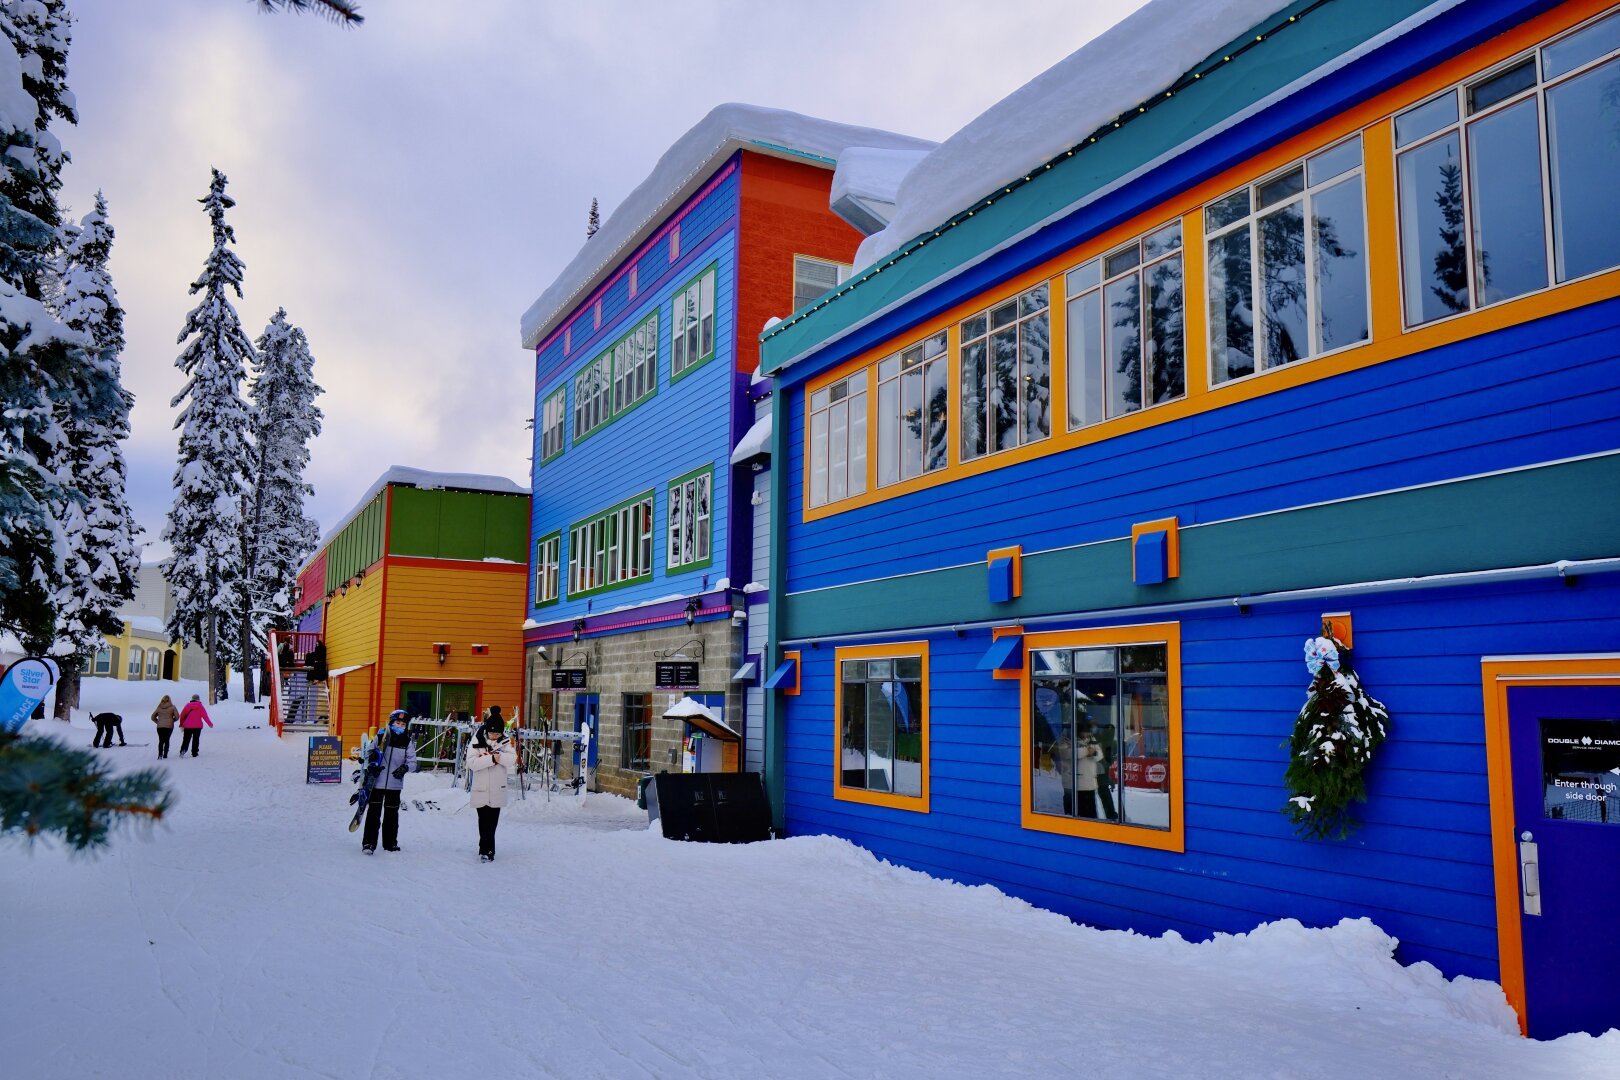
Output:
536 645 550 662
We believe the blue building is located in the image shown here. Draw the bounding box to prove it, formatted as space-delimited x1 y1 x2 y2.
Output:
518 105 931 797
758 0 1620 1039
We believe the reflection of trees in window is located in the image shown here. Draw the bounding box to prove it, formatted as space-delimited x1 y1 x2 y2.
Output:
878 332 948 486
1431 159 1469 314
960 287 1049 461
1068 222 1185 424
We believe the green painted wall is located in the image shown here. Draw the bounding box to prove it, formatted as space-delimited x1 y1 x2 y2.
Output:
326 492 385 586
782 455 1620 642
386 486 529 563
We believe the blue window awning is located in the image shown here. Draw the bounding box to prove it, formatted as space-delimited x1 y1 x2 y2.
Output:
977 635 1024 672
764 657 799 690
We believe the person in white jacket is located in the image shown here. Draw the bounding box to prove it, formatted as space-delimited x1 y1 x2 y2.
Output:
465 707 519 862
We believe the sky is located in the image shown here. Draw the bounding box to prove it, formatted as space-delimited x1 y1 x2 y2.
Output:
63 0 1151 559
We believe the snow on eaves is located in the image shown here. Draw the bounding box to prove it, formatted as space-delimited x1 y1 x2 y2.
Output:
854 0 1300 270
315 466 529 553
519 103 935 350
730 413 772 464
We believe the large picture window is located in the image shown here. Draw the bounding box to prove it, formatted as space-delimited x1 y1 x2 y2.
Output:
622 693 651 771
667 467 713 573
572 353 612 440
876 331 948 487
835 643 928 811
807 372 867 508
1208 135 1369 384
671 266 716 379
534 532 560 607
540 387 565 463
567 493 654 598
960 283 1050 461
610 312 658 415
1066 221 1186 429
1024 624 1182 851
1396 12 1620 326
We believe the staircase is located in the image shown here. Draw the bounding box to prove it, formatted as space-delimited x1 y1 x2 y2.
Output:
280 669 329 732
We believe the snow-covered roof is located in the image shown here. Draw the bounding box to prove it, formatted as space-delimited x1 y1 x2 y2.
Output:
830 146 932 236
662 695 739 738
854 0 1302 270
520 103 935 350
123 615 169 638
729 413 772 464
316 466 529 553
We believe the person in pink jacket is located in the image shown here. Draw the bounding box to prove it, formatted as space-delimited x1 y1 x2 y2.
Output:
177 694 213 757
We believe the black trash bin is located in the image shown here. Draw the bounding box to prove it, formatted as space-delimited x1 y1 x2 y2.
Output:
647 772 772 843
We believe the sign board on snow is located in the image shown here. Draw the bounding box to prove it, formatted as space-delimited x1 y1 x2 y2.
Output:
655 661 700 690
551 669 588 690
306 735 344 784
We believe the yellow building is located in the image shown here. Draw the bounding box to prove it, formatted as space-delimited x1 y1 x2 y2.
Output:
93 565 208 683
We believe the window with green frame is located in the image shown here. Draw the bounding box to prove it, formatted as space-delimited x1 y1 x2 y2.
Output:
573 352 612 440
671 264 716 379
568 491 654 598
610 311 658 416
666 466 712 573
533 532 561 607
540 387 566 463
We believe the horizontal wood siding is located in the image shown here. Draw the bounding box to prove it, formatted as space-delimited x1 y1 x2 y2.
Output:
784 299 1620 592
380 561 527 720
335 668 373 753
782 574 1620 982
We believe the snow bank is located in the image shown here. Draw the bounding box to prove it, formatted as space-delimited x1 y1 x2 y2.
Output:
314 464 528 552
520 103 934 349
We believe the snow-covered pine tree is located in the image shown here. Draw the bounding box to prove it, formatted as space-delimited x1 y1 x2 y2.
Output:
163 169 255 702
587 197 600 238
49 193 139 719
241 308 322 701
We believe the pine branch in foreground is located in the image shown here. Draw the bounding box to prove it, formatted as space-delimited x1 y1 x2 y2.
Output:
0 733 173 851
253 1 364 26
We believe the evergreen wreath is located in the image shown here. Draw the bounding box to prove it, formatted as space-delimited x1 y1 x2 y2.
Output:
1283 632 1390 840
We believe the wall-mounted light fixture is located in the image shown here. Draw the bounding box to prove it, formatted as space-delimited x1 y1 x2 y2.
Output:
354 569 365 587
434 642 450 665
572 618 585 643
684 598 700 627
339 582 348 597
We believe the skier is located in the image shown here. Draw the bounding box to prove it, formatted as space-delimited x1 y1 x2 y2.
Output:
361 710 416 854
151 695 179 759
90 711 125 747
177 694 213 757
465 707 518 862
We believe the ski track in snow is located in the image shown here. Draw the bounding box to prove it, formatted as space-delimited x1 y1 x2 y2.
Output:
2 677 1618 1079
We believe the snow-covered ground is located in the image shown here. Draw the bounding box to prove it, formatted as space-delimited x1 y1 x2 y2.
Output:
3 678 1616 1079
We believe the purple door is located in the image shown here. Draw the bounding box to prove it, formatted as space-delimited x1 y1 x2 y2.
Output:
1506 684 1620 1039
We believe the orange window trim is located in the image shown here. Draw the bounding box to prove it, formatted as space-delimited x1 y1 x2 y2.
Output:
1020 622 1184 852
802 0 1619 524
832 640 930 813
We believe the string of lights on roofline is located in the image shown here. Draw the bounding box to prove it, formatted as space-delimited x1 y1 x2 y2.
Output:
759 1 1327 350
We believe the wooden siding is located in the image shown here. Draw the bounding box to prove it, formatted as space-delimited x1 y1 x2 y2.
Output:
323 567 384 748
387 488 530 563
380 560 527 722
294 549 326 618
782 574 1620 983
325 490 385 586
334 667 374 753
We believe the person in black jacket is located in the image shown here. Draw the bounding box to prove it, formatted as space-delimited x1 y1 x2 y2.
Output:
90 711 125 747
306 641 328 682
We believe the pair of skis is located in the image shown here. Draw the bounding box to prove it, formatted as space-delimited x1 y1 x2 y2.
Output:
347 731 383 832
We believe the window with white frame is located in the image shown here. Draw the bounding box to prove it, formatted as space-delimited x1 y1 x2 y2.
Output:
1395 12 1620 326
534 532 560 606
1066 221 1186 429
671 266 716 378
540 388 565 463
667 468 713 572
877 331 948 487
128 646 143 678
807 371 867 508
610 312 658 414
93 646 111 675
568 493 654 596
572 352 613 439
146 649 160 678
960 283 1051 461
1207 135 1369 384
793 255 851 312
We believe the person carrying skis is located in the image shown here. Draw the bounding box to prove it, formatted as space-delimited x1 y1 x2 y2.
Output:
465 706 518 862
177 694 213 757
151 695 179 759
362 710 416 854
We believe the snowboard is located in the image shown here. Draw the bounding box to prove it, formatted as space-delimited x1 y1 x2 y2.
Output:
347 732 382 833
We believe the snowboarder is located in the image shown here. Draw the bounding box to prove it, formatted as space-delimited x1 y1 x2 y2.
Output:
361 710 416 854
151 695 179 759
465 708 518 862
90 711 125 747
178 694 213 757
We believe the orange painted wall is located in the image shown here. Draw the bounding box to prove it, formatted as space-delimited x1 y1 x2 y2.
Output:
735 152 867 377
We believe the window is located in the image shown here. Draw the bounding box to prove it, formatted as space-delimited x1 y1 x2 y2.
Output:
835 643 929 810
671 265 716 379
1396 13 1620 326
128 646 143 678
572 352 612 440
146 650 160 678
610 312 658 415
92 647 111 675
622 693 651 770
959 283 1051 462
807 371 867 508
567 492 654 597
877 331 949 487
793 255 851 312
533 532 560 607
1024 623 1182 851
1207 136 1369 383
539 388 565 463
667 467 713 573
1066 221 1186 429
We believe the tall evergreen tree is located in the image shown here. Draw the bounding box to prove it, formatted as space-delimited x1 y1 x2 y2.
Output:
49 193 139 718
163 169 255 702
240 308 322 701
586 197 600 239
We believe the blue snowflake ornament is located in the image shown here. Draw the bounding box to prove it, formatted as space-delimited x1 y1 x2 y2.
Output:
1304 635 1341 677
